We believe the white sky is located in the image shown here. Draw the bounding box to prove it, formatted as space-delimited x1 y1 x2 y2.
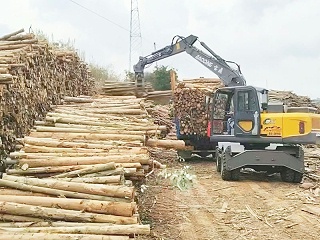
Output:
0 0 319 98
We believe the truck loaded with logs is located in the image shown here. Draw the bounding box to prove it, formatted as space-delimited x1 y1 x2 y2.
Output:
134 34 320 182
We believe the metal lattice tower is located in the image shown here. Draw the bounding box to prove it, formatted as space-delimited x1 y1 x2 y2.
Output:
129 0 142 72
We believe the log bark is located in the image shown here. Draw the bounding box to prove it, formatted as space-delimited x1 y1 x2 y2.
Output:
0 201 137 224
0 233 129 240
59 175 124 184
19 154 150 167
29 132 145 142
10 147 148 158
2 175 134 199
0 214 43 222
22 137 150 150
0 224 150 235
33 126 161 135
146 138 186 150
0 195 136 217
0 179 128 202
0 188 49 197
45 162 116 178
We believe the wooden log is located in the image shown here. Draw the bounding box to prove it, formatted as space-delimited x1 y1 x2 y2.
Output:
0 195 136 217
59 175 124 184
0 224 150 235
53 123 167 131
0 201 137 224
22 137 151 150
0 214 43 222
19 154 150 167
10 147 148 158
6 166 125 176
29 132 145 142
2 175 135 199
45 162 116 178
0 179 128 202
0 188 49 197
23 145 107 153
146 138 186 150
0 233 129 240
33 126 161 135
0 28 24 40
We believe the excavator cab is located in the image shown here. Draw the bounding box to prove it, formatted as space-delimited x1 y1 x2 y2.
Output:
208 86 267 139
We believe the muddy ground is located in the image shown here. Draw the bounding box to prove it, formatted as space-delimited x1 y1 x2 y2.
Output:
136 157 320 240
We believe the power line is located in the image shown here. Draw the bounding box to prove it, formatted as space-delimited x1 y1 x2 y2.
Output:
68 0 130 32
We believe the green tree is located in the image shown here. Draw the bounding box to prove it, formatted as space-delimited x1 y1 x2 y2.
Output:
147 65 177 91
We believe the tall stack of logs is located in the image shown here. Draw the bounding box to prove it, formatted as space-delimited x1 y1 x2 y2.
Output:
173 78 223 136
173 79 320 137
0 29 95 155
0 95 173 239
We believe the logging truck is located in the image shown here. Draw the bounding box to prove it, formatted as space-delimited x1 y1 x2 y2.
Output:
134 34 320 182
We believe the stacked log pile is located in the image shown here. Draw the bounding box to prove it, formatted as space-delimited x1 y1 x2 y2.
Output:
0 95 171 238
269 90 319 111
0 29 95 155
101 81 153 96
173 78 223 136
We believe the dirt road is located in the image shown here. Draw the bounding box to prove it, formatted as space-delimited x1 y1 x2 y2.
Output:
138 159 320 240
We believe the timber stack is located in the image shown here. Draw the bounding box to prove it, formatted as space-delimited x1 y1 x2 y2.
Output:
0 95 173 239
0 29 95 155
269 90 319 112
101 81 153 96
173 78 223 136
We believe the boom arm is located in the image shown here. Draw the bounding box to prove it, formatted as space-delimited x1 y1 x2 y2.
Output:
133 35 246 93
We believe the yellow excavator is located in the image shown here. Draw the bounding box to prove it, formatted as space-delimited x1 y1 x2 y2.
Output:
134 34 320 182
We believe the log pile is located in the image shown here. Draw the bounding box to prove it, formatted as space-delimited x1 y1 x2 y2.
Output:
269 90 319 111
173 78 223 136
0 29 95 155
101 81 153 96
0 95 170 238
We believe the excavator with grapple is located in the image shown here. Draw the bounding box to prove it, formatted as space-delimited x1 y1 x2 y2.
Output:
134 34 320 182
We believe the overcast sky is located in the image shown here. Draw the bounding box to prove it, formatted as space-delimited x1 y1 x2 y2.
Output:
0 0 319 98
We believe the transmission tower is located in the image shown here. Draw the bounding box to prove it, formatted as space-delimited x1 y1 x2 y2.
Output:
129 0 142 72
